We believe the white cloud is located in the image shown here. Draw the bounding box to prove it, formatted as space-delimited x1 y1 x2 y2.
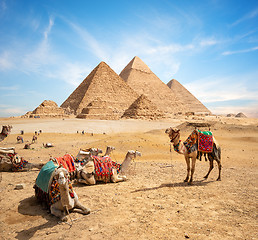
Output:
0 51 14 71
0 85 19 91
231 8 258 26
185 74 258 103
222 46 258 56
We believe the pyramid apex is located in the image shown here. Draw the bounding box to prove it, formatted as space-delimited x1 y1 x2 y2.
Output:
120 56 152 74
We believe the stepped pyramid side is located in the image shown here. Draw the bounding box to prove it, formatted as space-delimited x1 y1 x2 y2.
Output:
122 94 165 120
120 56 189 115
23 100 66 118
167 79 211 115
61 62 139 119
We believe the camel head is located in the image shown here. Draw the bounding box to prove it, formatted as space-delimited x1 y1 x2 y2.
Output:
82 148 103 156
127 150 142 158
165 128 180 142
107 146 115 151
54 167 69 186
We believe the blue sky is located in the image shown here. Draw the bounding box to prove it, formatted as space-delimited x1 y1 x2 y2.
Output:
0 0 258 118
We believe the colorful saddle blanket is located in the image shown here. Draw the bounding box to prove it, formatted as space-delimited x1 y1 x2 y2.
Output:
93 156 121 183
49 178 75 205
183 130 213 153
197 130 213 153
35 161 57 193
55 154 76 173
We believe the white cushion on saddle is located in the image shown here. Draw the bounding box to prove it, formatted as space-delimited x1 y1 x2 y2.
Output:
0 147 15 154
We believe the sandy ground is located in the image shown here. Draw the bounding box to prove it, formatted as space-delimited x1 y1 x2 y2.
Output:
0 117 258 240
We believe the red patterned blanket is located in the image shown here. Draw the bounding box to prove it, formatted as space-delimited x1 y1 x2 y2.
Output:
55 154 76 173
93 156 121 183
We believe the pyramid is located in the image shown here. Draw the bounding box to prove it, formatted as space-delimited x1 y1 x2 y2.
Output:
24 100 66 118
119 56 188 115
76 98 117 120
167 79 211 115
61 62 139 119
122 94 165 120
235 112 247 118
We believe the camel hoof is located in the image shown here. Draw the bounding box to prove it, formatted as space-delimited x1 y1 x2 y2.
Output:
187 182 193 185
203 176 208 179
216 178 221 181
184 179 188 182
83 208 91 215
61 216 68 222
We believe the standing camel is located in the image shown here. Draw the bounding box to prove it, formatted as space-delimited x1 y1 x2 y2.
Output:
165 128 221 184
32 135 37 143
35 165 90 221
76 150 141 185
0 125 12 142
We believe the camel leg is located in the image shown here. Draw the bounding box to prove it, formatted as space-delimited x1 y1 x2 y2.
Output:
216 159 222 181
79 171 96 185
184 157 190 182
50 205 68 221
189 157 196 184
204 158 214 179
111 169 127 183
74 200 91 215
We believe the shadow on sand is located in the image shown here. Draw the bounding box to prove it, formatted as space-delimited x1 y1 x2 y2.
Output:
16 196 58 240
131 179 213 193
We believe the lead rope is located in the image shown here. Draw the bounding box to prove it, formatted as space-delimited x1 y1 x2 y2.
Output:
170 142 174 184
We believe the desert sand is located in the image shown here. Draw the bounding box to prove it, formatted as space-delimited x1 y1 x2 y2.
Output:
0 116 258 240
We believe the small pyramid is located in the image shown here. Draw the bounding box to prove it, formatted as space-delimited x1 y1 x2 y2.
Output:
120 56 188 115
76 98 117 120
122 94 165 120
61 62 139 119
26 100 65 118
167 79 211 115
235 112 247 118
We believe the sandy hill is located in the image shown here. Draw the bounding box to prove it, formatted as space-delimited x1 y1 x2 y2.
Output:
119 56 189 116
122 94 165 120
167 79 211 115
24 100 65 118
61 61 139 119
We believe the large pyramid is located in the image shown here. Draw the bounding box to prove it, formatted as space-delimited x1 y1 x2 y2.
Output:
122 94 165 120
61 62 139 119
119 56 189 115
167 79 211 115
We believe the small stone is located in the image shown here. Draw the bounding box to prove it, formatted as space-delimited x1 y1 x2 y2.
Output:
185 233 190 238
14 184 24 190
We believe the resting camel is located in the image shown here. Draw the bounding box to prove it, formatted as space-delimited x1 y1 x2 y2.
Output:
165 128 221 184
0 125 12 142
35 165 90 221
103 146 115 157
17 136 24 143
0 147 44 171
76 150 141 185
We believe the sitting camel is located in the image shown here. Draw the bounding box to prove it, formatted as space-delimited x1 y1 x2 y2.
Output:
0 147 44 171
34 164 90 221
76 150 141 185
0 125 12 142
103 146 115 157
165 128 221 184
17 136 24 143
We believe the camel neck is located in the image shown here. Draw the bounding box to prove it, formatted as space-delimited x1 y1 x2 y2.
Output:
120 154 132 174
59 183 70 207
